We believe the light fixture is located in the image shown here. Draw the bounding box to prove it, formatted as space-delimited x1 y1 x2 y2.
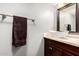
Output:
57 3 68 8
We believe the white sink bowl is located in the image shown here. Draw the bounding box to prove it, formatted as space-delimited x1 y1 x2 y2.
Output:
48 30 68 37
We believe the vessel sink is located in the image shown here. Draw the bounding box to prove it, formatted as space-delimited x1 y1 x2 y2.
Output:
48 30 68 38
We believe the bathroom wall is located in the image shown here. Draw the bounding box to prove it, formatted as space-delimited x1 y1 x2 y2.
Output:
0 16 13 56
0 3 57 56
26 4 57 56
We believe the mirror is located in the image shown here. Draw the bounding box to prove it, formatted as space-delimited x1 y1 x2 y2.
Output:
57 3 77 32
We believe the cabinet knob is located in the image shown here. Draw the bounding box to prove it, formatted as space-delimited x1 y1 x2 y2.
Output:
49 47 53 50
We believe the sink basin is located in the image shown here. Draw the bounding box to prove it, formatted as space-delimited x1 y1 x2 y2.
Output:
67 34 79 39
48 30 68 38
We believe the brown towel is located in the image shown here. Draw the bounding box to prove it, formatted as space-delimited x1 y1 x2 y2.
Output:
12 16 27 47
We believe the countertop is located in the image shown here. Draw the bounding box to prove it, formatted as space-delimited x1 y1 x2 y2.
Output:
44 32 79 47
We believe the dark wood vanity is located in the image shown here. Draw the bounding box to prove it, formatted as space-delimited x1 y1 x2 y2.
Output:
44 37 79 56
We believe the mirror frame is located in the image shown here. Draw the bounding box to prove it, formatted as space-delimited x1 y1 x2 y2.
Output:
57 3 77 32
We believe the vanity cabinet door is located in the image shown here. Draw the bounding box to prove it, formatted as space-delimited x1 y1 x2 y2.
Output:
44 38 53 56
45 46 53 56
44 38 62 56
45 44 62 56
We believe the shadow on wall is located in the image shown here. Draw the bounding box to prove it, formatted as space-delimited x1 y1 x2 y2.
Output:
36 38 44 56
12 46 26 56
12 36 44 56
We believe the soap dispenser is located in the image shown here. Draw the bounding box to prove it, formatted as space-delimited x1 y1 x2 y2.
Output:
67 24 71 32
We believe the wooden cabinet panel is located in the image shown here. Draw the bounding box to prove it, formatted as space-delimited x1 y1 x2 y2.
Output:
45 46 53 56
44 38 53 56
52 46 62 56
62 51 74 56
44 38 62 56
